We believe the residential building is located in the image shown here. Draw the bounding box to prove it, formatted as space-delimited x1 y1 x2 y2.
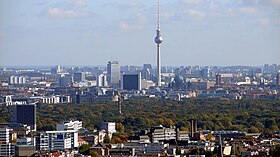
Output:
35 132 49 151
36 130 78 151
0 127 14 156
56 120 82 132
151 126 176 143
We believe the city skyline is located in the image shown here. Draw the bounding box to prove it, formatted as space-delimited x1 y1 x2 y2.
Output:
0 0 280 66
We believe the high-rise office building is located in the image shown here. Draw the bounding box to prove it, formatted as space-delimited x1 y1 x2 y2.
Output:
59 75 73 87
143 64 152 70
141 68 151 80
107 61 120 89
276 73 280 87
51 65 62 74
16 104 36 131
216 73 222 87
263 64 269 74
73 72 86 83
122 73 141 90
97 73 108 87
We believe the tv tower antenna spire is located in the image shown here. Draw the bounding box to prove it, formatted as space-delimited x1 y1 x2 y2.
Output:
157 0 160 30
154 0 163 87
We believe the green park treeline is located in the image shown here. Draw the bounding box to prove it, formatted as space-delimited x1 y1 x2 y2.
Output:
0 98 279 134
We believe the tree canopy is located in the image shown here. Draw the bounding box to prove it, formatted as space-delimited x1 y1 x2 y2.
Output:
1 98 280 133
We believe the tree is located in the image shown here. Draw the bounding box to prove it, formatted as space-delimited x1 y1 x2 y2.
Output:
270 125 279 132
91 151 99 157
112 137 122 144
234 146 241 157
205 133 215 142
269 145 280 157
79 144 91 155
164 118 174 126
180 127 189 131
103 133 110 143
176 146 181 155
248 126 259 133
116 123 125 133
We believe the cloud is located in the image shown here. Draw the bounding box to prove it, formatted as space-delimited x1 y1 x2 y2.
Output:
181 0 202 4
48 8 90 18
234 0 261 5
258 18 271 26
136 13 147 23
127 2 144 8
104 1 144 10
120 22 143 31
239 7 257 14
71 0 86 7
119 13 147 31
234 0 280 6
161 12 176 20
185 9 205 18
209 2 218 9
272 0 280 5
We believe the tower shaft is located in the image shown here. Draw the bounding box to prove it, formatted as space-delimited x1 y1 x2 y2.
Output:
157 44 161 87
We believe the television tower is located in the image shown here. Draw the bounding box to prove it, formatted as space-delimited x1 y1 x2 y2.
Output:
154 0 163 87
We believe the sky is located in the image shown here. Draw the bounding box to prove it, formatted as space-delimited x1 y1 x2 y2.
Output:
0 0 280 67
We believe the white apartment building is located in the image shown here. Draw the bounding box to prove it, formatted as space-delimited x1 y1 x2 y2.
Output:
0 128 14 156
47 130 78 151
56 120 82 132
151 126 177 143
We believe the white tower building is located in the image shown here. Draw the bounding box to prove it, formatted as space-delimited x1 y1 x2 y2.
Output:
154 0 163 87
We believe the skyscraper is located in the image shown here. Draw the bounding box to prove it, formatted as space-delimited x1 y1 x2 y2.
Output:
59 74 73 87
276 73 280 87
107 61 120 89
154 0 163 87
97 73 108 87
73 72 86 83
216 73 222 87
16 104 36 131
122 73 141 91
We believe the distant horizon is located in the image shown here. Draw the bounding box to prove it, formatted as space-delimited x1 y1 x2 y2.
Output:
0 64 276 69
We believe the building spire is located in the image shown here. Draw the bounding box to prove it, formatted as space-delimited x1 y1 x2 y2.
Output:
157 0 160 30
155 0 163 45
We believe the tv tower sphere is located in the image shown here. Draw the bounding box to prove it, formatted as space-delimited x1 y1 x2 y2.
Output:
155 30 163 44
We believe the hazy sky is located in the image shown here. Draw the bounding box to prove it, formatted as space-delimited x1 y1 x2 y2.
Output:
0 0 280 66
